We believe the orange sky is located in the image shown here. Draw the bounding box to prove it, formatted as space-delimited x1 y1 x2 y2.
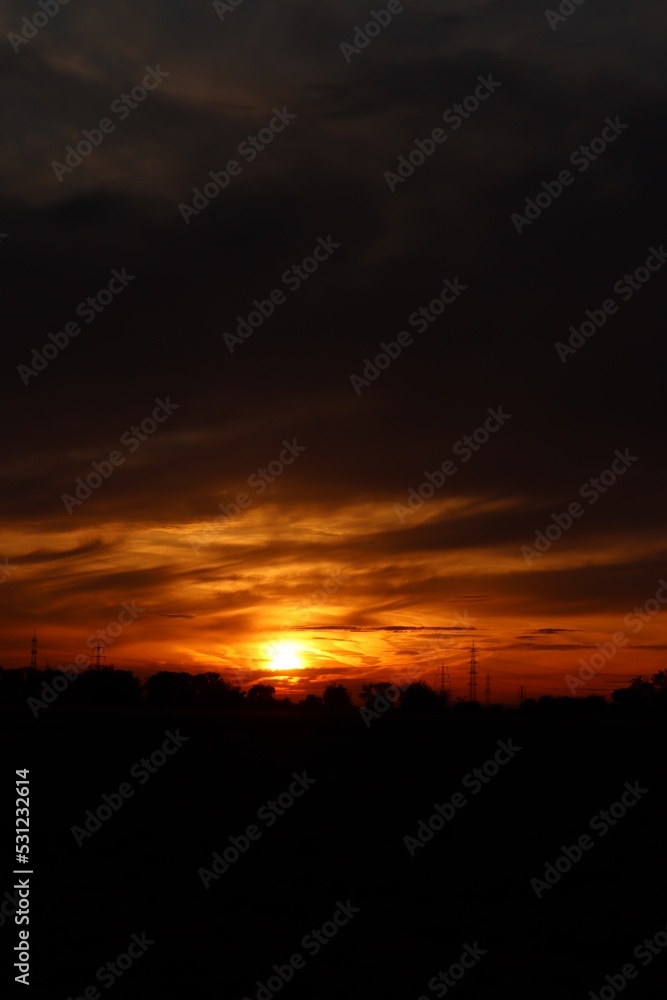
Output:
2 493 665 703
2 0 666 705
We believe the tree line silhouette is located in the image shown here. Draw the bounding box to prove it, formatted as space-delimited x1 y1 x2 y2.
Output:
1 663 666 715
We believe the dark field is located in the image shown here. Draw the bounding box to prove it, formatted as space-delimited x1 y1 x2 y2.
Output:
3 707 666 999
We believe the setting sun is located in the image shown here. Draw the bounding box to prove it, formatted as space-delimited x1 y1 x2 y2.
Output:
266 640 304 673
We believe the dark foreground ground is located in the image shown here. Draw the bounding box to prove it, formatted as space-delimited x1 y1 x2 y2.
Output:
1 706 666 999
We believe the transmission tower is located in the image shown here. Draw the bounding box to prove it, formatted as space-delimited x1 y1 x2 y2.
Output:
519 685 525 706
30 630 37 669
485 670 491 706
91 642 106 669
467 640 478 702
435 661 451 695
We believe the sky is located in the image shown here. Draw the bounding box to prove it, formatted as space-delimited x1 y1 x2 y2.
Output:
1 0 666 702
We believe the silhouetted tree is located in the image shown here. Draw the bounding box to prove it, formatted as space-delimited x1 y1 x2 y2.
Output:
360 681 399 707
360 682 377 706
451 694 482 715
299 693 324 711
322 683 353 711
400 681 442 714
191 671 245 707
612 675 657 711
246 683 277 707
70 667 141 706
144 671 197 707
536 694 557 715
650 669 667 708
4 659 666 719
580 694 607 716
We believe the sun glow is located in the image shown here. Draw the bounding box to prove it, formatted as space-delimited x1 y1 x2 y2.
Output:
266 640 304 673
